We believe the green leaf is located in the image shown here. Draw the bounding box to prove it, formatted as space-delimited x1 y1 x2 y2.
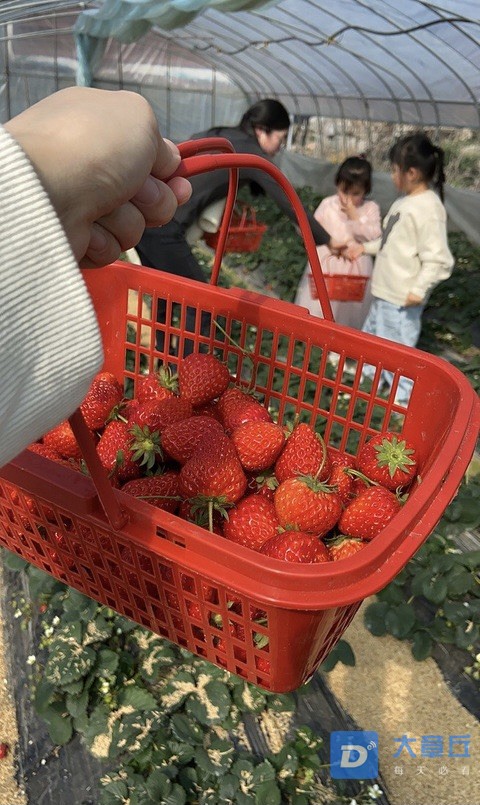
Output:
3 551 29 571
364 601 390 636
43 704 74 745
233 683 266 714
170 713 205 745
33 679 56 715
164 784 187 805
97 648 120 676
120 686 158 712
145 769 171 800
66 688 89 720
446 568 474 596
385 603 416 639
252 760 276 785
411 630 433 661
186 681 231 725
422 575 448 604
255 781 282 805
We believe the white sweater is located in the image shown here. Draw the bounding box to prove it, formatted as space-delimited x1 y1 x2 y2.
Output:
0 126 103 468
363 189 454 306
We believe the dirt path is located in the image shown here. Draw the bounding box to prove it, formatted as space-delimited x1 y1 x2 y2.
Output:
326 598 480 805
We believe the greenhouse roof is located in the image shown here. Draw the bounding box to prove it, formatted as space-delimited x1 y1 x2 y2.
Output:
2 1 479 128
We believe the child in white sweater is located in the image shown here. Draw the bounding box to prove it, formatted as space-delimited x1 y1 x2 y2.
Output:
346 132 454 405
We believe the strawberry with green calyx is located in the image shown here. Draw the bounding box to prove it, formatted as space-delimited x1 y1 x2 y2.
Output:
231 420 285 472
161 415 224 465
136 365 178 403
223 495 279 550
259 529 331 563
96 420 141 482
327 451 358 504
357 431 418 491
217 387 272 434
121 472 181 514
28 442 62 461
128 423 163 471
179 431 247 513
327 536 366 561
274 422 331 484
80 371 124 430
178 352 231 407
274 474 342 535
338 485 404 541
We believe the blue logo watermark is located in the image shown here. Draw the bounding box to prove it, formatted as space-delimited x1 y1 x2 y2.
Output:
330 730 379 779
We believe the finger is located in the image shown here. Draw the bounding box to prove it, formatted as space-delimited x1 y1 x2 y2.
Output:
131 177 191 228
96 203 145 252
82 224 123 268
151 136 181 181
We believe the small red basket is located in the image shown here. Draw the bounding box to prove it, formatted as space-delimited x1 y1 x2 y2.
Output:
309 270 368 302
203 204 267 253
0 140 478 693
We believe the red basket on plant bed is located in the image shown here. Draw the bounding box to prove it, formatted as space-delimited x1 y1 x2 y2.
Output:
0 140 479 694
203 204 267 253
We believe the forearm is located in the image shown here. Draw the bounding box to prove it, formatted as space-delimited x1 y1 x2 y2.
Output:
0 126 103 467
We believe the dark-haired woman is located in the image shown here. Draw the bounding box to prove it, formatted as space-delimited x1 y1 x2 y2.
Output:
136 98 334 287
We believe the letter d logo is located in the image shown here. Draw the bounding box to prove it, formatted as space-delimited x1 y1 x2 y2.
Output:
340 744 368 768
330 731 379 779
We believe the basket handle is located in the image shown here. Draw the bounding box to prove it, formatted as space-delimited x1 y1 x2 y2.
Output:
173 152 334 320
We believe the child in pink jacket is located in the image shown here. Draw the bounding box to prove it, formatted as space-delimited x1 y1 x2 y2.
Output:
295 156 381 329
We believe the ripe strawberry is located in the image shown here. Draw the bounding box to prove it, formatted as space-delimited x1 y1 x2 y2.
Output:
260 531 330 563
136 365 178 403
231 420 285 472
274 423 331 484
223 495 279 550
162 415 224 465
27 442 62 461
327 536 366 561
217 387 271 433
178 352 231 406
274 476 342 535
328 451 356 504
0 743 9 759
43 421 82 460
357 431 418 490
80 371 123 430
255 656 271 675
128 397 193 433
338 486 402 540
179 432 247 505
121 472 180 513
96 420 141 481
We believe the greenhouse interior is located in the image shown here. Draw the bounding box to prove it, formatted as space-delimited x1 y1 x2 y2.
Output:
0 3 479 805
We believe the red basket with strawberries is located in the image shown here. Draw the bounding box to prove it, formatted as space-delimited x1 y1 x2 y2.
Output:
0 140 479 693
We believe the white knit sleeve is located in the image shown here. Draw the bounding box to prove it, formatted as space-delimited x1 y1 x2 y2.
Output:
0 125 103 467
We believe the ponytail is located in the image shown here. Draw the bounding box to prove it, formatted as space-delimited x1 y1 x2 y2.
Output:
433 145 446 202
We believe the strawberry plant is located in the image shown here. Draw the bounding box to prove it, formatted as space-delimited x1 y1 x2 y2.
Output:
363 473 480 667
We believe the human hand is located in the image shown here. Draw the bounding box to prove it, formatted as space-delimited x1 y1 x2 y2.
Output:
404 293 423 306
339 192 360 221
328 238 346 255
344 241 364 261
5 87 192 268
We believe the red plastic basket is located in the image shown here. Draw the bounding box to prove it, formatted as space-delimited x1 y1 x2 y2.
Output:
0 141 479 693
203 204 267 253
309 272 368 302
